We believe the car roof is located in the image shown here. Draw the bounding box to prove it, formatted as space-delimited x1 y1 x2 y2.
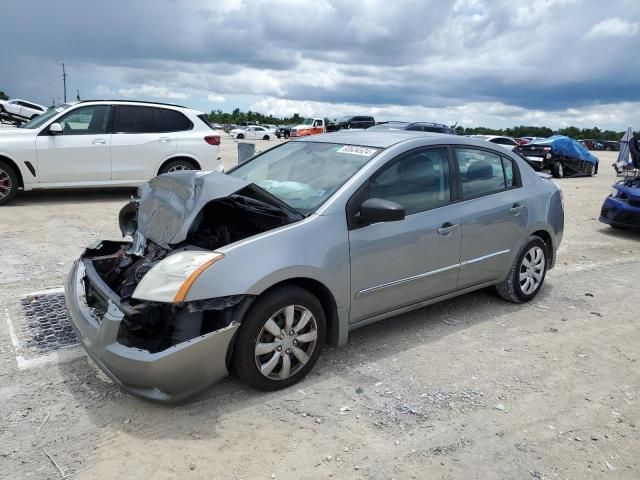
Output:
294 130 503 151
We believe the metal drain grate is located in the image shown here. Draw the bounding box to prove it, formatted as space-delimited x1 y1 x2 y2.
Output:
4 287 82 368
19 290 78 353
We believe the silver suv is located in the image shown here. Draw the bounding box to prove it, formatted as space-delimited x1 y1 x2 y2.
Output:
66 131 564 401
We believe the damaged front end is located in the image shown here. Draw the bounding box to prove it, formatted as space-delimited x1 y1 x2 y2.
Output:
65 171 303 401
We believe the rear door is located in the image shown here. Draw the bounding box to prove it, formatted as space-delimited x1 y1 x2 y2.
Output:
35 105 112 183
453 147 527 288
348 147 462 323
110 105 177 180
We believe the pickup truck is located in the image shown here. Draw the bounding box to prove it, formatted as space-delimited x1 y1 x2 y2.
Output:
289 118 339 137
0 99 47 122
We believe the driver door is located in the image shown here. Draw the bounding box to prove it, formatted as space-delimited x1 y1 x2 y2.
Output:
35 105 112 183
348 147 462 324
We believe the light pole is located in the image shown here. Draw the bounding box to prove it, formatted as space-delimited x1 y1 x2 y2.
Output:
60 62 67 103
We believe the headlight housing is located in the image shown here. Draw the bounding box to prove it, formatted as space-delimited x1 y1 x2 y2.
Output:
132 251 224 303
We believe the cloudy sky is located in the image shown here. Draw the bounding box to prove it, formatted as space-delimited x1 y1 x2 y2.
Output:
2 0 639 129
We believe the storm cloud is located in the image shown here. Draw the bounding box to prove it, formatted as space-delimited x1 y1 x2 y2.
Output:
2 0 638 128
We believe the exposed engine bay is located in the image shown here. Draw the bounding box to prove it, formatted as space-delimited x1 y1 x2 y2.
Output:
82 181 302 354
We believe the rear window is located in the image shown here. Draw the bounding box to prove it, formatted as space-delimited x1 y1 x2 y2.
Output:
162 109 193 131
114 106 193 133
197 113 215 130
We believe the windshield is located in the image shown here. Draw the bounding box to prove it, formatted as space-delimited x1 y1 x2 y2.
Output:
20 105 71 129
228 142 381 214
302 118 314 125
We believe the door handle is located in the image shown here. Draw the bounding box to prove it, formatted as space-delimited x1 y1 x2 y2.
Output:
510 203 526 215
159 137 171 142
437 223 460 235
92 139 106 145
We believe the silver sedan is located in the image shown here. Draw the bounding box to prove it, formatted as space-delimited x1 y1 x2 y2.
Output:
66 131 564 401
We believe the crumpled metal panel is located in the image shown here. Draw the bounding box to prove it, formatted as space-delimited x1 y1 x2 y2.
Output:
134 171 249 248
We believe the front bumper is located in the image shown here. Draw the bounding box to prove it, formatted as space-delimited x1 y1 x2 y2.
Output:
599 197 640 230
64 258 239 402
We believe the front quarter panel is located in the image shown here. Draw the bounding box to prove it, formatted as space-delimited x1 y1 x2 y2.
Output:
185 212 351 310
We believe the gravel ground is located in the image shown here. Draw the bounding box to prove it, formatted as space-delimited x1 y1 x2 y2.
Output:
0 148 638 480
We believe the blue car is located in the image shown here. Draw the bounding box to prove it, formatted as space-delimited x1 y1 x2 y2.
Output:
599 177 640 230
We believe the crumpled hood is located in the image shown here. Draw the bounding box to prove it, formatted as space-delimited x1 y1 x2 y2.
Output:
131 171 250 248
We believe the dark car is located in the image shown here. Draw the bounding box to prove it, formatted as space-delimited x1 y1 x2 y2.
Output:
520 136 598 178
275 125 294 139
596 139 620 151
367 121 455 135
336 116 376 130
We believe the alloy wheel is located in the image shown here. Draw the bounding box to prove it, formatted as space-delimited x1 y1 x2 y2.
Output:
254 305 318 380
167 164 192 172
0 168 12 200
519 246 545 295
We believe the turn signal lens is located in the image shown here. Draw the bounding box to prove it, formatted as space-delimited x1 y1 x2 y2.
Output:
174 253 224 302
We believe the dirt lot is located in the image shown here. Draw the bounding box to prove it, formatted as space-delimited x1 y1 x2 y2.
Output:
0 146 638 480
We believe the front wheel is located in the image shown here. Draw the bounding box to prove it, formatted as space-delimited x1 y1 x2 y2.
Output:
159 159 196 174
496 236 548 303
236 133 245 139
233 286 326 391
0 160 19 205
263 135 270 141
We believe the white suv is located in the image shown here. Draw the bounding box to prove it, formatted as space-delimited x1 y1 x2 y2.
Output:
0 100 223 205
0 98 47 121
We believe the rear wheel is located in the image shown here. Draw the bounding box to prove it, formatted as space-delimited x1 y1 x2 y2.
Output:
263 135 270 141
496 236 548 303
552 161 564 178
284 132 290 139
237 133 245 139
159 159 197 174
234 286 326 391
0 160 19 205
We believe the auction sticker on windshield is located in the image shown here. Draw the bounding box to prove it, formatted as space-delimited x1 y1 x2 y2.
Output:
336 145 378 156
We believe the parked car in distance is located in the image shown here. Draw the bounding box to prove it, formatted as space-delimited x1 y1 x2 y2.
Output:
581 139 603 151
470 135 520 148
515 138 530 145
65 131 564 401
367 121 455 135
519 135 598 178
229 125 275 140
0 100 223 205
596 139 620 151
600 176 640 230
336 116 376 130
275 125 294 139
289 118 339 137
0 98 47 121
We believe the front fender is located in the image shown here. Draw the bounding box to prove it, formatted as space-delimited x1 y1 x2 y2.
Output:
183 212 351 310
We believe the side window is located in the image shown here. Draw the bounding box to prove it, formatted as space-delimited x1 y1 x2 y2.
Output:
161 109 193 132
114 106 169 133
502 156 515 188
368 148 450 215
455 148 507 198
57 105 110 135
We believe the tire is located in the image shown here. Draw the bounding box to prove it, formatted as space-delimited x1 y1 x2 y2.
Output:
552 161 564 179
0 160 19 206
158 158 197 174
284 132 290 139
496 236 548 303
233 286 326 391
263 135 270 141
236 133 244 139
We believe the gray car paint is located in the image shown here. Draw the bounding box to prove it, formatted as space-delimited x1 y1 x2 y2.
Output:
66 131 563 400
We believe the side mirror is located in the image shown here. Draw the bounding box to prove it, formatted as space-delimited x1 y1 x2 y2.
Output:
49 123 63 135
359 198 405 223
